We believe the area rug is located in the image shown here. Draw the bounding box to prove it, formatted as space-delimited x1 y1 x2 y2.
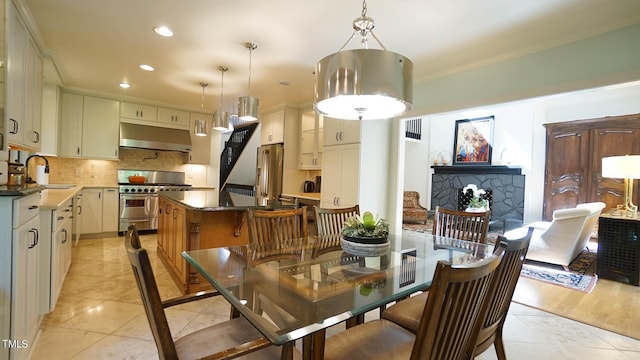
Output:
402 220 501 244
519 249 598 293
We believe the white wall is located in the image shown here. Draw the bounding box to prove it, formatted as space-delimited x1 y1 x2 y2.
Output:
403 118 431 208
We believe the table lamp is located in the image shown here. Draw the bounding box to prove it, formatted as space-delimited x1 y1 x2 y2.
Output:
602 155 640 217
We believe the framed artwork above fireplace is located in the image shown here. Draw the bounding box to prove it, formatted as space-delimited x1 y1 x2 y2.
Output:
453 116 494 165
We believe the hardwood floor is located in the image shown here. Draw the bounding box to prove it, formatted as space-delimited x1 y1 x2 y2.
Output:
512 268 640 340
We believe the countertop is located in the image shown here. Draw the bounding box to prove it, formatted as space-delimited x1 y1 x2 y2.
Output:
281 192 321 201
0 184 45 196
39 186 83 210
160 190 295 211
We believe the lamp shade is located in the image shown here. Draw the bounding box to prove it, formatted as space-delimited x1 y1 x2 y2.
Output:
314 48 413 120
194 119 207 136
212 111 229 131
238 95 259 121
602 155 640 179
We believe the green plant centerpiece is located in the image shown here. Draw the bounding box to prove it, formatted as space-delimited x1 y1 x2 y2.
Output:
341 211 389 244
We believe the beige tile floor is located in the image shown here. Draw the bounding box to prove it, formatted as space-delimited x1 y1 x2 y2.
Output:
28 233 640 360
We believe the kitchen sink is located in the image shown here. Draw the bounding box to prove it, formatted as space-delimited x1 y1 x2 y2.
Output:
43 184 77 189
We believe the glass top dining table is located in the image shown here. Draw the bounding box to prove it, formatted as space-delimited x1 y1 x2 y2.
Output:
182 231 494 358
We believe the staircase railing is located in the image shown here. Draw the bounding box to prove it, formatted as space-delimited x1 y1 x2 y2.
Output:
220 122 258 189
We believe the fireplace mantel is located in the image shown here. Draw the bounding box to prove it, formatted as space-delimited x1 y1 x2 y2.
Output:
431 165 522 175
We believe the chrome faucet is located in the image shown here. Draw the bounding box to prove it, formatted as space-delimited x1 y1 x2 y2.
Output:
25 154 49 184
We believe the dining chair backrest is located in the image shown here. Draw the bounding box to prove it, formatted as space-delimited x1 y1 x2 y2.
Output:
314 205 360 236
125 225 178 359
432 206 490 244
411 243 505 360
247 207 308 264
474 227 533 359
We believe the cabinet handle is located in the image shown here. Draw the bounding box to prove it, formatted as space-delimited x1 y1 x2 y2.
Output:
33 131 40 143
9 119 18 134
57 216 64 221
77 205 82 215
28 205 38 210
339 132 343 141
77 147 80 155
61 229 68 244
28 228 39 248
335 132 339 142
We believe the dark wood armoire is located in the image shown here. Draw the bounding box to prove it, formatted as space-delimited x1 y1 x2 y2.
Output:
543 113 640 220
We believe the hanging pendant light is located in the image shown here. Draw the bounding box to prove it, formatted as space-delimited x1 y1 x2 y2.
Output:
194 82 208 136
213 66 230 131
238 42 259 121
314 0 413 120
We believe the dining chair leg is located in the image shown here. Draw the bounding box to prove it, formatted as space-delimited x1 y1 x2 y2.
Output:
494 328 507 360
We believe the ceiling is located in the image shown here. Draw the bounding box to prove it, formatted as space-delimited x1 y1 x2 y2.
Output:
24 0 640 114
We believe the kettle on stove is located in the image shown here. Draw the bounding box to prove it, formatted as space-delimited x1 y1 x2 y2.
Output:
304 181 315 193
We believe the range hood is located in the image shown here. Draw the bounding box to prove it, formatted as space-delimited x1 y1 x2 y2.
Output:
120 123 192 152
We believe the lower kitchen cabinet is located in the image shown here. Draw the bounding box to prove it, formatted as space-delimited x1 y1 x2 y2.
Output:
39 197 73 313
80 188 119 235
0 193 41 360
157 197 188 287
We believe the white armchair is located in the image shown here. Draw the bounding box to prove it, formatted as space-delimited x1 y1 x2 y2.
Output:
504 202 605 267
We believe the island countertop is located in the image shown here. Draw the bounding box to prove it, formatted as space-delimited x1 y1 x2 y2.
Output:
159 190 294 211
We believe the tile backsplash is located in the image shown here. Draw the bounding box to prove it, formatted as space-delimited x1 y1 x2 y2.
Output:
40 148 209 186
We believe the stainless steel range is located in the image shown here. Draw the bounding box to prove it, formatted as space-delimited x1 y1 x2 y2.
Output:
118 170 191 232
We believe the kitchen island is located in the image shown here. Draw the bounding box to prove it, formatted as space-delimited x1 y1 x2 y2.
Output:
157 190 295 294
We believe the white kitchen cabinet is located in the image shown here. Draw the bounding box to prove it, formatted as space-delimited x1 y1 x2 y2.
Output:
120 101 157 122
59 93 120 159
158 107 190 128
72 192 83 243
188 112 212 164
80 188 118 235
299 110 324 169
102 188 119 232
0 193 41 360
320 143 360 208
39 197 73 313
7 2 43 151
82 97 120 159
323 116 361 146
260 109 285 145
39 83 61 156
80 188 102 234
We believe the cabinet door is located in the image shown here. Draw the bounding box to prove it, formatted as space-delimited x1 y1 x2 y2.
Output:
80 189 102 234
12 215 40 353
158 108 190 128
24 37 43 150
323 117 360 146
543 127 590 220
59 93 84 157
172 205 187 279
121 102 157 122
82 97 120 159
591 128 640 210
261 110 285 144
6 3 27 146
188 113 212 164
102 189 119 232
320 144 360 208
299 111 322 169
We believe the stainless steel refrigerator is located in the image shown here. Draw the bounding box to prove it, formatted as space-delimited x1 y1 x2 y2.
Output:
255 143 284 206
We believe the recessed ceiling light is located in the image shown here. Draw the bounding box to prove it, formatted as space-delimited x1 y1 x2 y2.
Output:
139 64 154 71
153 26 173 37
119 82 131 89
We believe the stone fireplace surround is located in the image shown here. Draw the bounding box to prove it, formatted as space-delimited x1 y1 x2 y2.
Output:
431 166 525 232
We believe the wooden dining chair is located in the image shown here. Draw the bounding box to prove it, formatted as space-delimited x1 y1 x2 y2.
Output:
124 225 293 360
433 206 491 244
380 228 533 359
322 245 505 360
314 205 360 236
246 207 308 265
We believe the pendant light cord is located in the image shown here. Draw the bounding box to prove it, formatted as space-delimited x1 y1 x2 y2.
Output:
244 42 257 96
200 82 207 116
337 0 386 52
218 66 228 110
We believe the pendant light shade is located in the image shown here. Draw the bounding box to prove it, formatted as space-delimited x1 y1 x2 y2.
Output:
313 0 412 120
194 82 208 136
213 66 230 131
238 42 259 121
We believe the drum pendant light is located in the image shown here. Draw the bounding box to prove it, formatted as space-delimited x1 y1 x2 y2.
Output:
194 82 208 136
213 66 230 131
314 0 413 120
238 42 259 121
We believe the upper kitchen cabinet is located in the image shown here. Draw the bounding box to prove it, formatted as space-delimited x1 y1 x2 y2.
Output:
323 116 360 146
260 108 286 145
120 102 157 123
299 110 323 170
188 112 212 164
59 92 120 160
6 1 43 151
158 107 190 129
